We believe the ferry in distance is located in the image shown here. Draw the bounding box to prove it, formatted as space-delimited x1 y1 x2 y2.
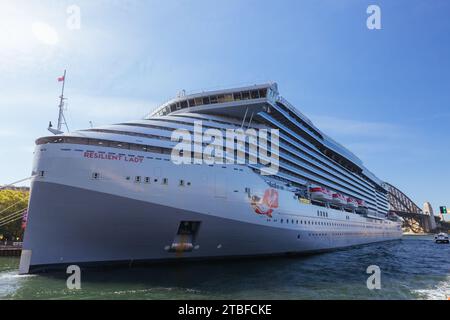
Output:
19 82 402 274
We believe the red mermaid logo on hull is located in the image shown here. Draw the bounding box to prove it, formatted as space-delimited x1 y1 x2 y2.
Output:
250 188 279 218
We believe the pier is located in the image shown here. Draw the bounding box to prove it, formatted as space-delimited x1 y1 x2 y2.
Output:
0 244 22 256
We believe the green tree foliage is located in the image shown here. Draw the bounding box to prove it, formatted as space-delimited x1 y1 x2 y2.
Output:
0 189 29 242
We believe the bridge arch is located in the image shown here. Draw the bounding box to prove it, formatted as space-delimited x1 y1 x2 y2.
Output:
384 182 422 214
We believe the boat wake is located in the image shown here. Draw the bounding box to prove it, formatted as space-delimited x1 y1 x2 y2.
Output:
412 276 450 300
0 271 36 298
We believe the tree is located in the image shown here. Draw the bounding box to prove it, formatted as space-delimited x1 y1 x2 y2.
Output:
0 189 29 242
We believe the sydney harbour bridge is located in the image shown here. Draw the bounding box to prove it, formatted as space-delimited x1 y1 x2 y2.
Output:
384 183 448 233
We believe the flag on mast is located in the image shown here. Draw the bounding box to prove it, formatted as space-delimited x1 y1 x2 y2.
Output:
58 75 65 82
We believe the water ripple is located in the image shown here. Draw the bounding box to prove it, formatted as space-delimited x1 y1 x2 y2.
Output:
0 235 448 299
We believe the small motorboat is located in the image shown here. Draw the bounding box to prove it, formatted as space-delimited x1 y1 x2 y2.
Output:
434 233 449 244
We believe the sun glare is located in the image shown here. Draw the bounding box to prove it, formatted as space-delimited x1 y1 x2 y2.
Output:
31 22 58 45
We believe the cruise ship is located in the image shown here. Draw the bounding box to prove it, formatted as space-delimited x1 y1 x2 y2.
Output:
19 82 402 274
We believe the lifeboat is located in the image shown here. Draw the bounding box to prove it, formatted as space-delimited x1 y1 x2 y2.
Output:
355 199 368 214
356 199 367 208
331 193 346 205
309 185 333 201
346 197 358 208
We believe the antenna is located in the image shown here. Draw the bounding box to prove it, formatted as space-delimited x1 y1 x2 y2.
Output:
48 70 70 135
176 89 186 98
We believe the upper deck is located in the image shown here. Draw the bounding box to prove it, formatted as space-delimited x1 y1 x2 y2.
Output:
147 82 385 189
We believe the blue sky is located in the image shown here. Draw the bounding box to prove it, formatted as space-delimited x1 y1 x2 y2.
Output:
0 0 449 217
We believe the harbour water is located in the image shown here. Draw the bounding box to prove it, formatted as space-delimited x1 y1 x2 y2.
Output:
0 235 448 300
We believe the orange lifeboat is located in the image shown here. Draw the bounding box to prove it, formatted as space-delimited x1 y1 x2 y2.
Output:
309 185 333 201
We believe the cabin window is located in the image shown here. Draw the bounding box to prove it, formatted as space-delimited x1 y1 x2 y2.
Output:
162 178 168 185
145 177 150 184
217 95 225 103
188 99 195 107
180 100 188 109
224 94 233 102
210 96 218 104
194 98 203 106
242 91 250 100
135 176 141 183
250 90 260 99
259 89 267 98
112 141 128 149
233 92 242 100
202 97 210 105
92 172 99 180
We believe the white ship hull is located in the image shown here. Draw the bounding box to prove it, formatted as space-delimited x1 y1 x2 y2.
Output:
20 143 402 273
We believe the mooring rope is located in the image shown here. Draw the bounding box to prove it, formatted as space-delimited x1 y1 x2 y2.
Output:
0 210 27 227
0 208 27 224
0 176 33 191
0 198 28 216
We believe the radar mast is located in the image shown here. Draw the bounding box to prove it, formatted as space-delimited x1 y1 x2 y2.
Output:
48 70 70 135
